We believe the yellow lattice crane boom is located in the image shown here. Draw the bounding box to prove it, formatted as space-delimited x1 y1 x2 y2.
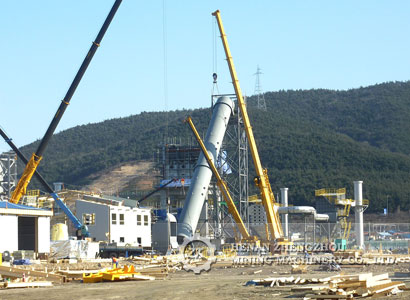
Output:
212 10 283 240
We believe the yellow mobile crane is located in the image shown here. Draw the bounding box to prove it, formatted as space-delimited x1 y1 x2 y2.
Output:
212 10 284 240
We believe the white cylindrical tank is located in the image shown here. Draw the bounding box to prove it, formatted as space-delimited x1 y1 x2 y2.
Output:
177 96 234 242
354 181 364 249
280 188 289 238
51 223 69 241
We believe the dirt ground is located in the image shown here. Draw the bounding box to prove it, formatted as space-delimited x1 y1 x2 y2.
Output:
84 160 156 193
1 264 410 300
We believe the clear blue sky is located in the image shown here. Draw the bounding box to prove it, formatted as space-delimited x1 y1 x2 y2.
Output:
1 1 409 153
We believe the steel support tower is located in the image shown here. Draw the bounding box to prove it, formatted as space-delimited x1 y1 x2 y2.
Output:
237 101 249 227
211 94 249 235
0 152 17 199
254 65 267 111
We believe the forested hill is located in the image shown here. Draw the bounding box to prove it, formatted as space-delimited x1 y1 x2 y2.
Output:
18 81 410 212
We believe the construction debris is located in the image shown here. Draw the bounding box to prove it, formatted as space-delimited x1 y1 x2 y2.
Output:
83 265 155 283
0 281 53 289
246 272 406 298
57 268 107 280
0 265 65 283
291 264 307 274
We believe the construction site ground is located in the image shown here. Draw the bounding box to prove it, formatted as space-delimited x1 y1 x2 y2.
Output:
1 263 410 300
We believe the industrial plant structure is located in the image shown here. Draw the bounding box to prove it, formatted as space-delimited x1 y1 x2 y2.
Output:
0 4 405 269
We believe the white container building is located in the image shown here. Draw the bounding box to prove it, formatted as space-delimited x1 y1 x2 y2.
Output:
76 200 151 247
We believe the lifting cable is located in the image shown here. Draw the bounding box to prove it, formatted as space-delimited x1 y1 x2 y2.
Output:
162 0 169 143
212 17 220 97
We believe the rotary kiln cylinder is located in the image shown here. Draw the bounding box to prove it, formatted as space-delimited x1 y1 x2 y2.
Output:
177 96 234 243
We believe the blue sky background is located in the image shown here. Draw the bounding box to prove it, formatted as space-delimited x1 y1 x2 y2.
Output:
1 1 410 153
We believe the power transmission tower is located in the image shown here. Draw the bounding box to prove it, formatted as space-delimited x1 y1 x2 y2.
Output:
254 65 267 111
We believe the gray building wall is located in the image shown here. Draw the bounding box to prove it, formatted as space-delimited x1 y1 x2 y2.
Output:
76 200 109 242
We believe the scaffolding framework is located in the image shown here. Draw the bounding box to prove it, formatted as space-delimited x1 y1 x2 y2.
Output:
212 94 249 236
238 110 249 226
161 142 200 182
156 142 201 211
0 152 17 199
315 187 369 240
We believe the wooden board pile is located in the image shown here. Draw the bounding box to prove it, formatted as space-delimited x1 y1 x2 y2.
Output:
246 272 407 299
246 275 331 287
138 266 170 278
0 265 64 289
125 255 183 278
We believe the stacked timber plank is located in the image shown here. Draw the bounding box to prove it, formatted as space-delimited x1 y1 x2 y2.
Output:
246 272 406 299
124 255 183 278
0 265 64 289
246 275 333 287
134 266 169 279
316 273 405 299
0 265 65 283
